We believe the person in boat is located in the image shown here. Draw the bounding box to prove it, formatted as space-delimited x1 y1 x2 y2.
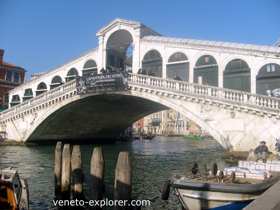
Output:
254 141 269 162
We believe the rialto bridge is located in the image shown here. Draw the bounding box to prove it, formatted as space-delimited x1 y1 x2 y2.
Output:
1 18 280 151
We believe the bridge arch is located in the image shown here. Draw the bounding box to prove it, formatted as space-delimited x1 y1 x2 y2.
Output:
223 58 251 92
66 68 79 82
105 29 133 73
256 63 280 96
36 82 48 96
50 76 64 89
166 52 189 81
83 60 97 77
194 55 218 86
141 49 163 77
23 90 230 149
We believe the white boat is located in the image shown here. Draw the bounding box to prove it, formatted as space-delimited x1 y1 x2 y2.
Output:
171 175 279 210
0 167 29 210
162 161 280 210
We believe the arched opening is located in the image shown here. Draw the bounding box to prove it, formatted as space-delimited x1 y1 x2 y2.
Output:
36 82 48 96
10 95 20 107
28 94 167 142
224 59 251 92
106 30 133 73
26 93 227 149
82 60 97 77
23 88 33 101
256 63 280 96
66 68 79 82
141 50 163 77
194 55 218 86
166 52 189 81
50 76 63 90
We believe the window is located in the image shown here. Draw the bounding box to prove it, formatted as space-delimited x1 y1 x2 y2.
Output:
266 65 271 72
5 71 21 83
14 72 20 83
266 64 276 73
272 64 276 72
6 71 12 82
4 94 8 103
204 56 210 63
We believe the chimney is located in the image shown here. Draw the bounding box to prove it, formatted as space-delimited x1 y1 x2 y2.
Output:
0 49 3 64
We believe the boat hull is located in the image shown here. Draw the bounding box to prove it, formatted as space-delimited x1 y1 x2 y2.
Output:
175 188 253 210
19 179 29 210
172 176 279 210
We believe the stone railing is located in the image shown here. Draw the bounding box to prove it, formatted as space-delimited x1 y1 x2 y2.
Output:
128 73 280 114
0 80 77 120
1 73 280 122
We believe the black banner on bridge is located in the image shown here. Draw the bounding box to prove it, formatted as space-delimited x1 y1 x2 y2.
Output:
76 72 128 95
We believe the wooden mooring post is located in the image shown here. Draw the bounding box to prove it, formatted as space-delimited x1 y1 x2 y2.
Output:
61 144 71 199
114 151 132 210
71 145 83 199
54 145 135 210
54 141 62 198
90 147 105 201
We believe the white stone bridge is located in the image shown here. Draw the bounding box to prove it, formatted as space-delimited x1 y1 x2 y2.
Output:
1 18 280 151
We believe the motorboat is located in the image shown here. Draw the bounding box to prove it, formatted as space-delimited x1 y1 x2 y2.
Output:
162 161 280 210
0 167 29 210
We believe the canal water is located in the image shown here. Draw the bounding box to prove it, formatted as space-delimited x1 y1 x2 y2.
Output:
0 137 228 210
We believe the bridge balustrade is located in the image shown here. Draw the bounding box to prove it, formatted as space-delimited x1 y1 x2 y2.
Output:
0 79 77 120
1 73 280 122
128 73 280 113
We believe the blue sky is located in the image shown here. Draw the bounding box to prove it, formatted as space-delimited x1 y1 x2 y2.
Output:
1 0 279 79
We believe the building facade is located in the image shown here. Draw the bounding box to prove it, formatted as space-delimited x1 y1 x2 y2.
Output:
0 49 25 110
133 109 201 136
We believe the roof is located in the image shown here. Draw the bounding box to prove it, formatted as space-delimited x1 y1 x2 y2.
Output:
142 36 280 55
96 18 160 37
97 18 141 36
0 61 25 71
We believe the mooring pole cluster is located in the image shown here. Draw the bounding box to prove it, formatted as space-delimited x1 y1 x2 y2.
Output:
54 142 133 210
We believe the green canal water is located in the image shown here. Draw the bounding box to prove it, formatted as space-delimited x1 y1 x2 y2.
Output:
0 137 228 210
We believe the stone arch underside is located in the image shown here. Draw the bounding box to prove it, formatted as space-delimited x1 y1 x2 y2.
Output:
25 91 230 149
27 94 167 142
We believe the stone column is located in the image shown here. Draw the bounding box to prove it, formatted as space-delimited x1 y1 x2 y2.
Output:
218 64 224 88
132 32 140 74
251 69 256 94
162 58 167 79
97 36 106 72
189 61 194 83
